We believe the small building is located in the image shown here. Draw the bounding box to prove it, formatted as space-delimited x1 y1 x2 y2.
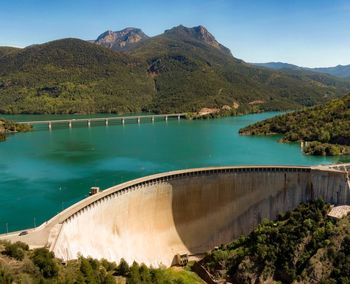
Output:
327 205 350 219
172 254 189 266
89 187 100 196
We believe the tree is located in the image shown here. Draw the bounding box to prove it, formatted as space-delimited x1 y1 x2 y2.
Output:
3 241 29 261
31 248 58 278
117 258 130 276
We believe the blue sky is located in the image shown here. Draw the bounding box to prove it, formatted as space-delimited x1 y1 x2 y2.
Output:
0 0 349 67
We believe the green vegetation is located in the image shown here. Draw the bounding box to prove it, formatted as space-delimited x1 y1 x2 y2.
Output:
0 119 32 142
130 26 350 113
201 200 350 283
0 39 155 114
2 241 28 261
1 26 350 114
239 94 350 155
0 241 203 283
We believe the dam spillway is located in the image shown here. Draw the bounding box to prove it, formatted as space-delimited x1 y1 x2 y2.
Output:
2 165 350 267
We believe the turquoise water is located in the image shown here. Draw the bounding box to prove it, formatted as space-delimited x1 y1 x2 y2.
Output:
0 112 348 233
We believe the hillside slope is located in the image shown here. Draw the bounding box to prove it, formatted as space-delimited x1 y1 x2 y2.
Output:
314 64 350 79
0 25 350 114
240 94 350 155
0 39 154 114
255 61 350 79
0 46 20 58
200 201 350 283
128 25 350 113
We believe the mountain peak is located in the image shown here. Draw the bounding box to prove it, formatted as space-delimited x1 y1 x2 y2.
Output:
95 27 148 51
164 25 232 55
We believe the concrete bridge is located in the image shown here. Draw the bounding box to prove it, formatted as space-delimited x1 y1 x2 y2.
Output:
1 164 350 266
18 113 187 129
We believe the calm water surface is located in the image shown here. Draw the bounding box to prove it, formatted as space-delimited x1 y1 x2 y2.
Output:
0 112 348 233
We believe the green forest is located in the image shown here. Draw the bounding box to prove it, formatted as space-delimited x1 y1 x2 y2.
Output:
0 242 203 284
240 94 350 155
201 200 350 283
1 26 350 115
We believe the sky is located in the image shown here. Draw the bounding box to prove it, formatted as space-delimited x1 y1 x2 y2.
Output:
0 0 349 67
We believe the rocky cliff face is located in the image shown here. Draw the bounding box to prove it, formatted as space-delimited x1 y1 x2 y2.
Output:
164 25 232 55
95 28 149 51
94 25 232 55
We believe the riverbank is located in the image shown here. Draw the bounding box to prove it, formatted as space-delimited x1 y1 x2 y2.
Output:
239 94 350 156
0 119 32 142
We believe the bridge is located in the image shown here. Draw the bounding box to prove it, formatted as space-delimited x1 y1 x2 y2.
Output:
1 164 349 266
18 113 187 129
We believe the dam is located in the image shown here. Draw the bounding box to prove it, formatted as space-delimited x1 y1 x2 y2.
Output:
1 164 350 267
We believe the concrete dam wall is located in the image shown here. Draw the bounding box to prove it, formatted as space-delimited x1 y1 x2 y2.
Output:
1 165 349 267
52 166 349 266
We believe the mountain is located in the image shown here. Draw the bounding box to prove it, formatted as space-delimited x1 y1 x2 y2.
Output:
0 25 350 114
240 93 350 155
127 25 350 113
94 27 149 51
313 64 350 78
255 61 350 78
0 46 20 58
254 62 303 71
163 25 232 56
0 38 155 114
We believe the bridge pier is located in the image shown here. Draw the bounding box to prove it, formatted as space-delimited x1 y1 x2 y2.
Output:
18 113 186 130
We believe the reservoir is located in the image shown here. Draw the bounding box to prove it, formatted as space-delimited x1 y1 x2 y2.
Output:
0 112 348 233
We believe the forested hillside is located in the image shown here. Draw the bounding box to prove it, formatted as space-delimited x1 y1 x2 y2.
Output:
200 200 350 283
240 94 350 155
255 61 350 79
128 25 350 113
0 39 155 114
0 25 350 114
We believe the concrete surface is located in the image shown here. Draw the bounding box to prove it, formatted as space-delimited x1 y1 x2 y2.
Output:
1 164 349 266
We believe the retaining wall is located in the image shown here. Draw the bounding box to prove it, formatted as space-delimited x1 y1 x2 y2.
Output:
49 166 350 266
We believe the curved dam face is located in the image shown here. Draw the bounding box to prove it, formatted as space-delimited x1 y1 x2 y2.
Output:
1 165 349 267
50 166 350 266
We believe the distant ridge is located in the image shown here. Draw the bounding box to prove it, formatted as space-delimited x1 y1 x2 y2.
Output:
254 61 350 79
313 64 350 79
254 62 303 71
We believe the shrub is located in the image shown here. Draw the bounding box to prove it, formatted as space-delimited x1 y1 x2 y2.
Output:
3 241 29 261
117 258 130 276
0 267 13 284
31 248 58 278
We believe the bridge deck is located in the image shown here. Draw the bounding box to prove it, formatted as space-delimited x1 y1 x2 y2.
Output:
18 113 186 125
